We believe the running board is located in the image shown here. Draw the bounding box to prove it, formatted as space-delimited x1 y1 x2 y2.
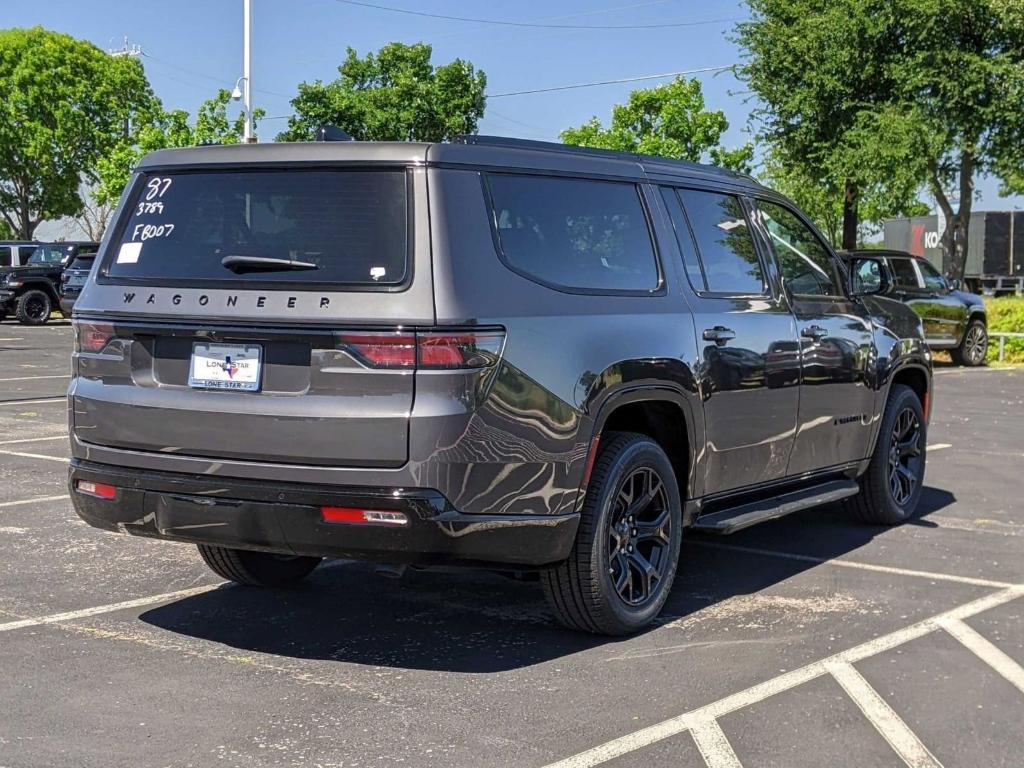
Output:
692 479 860 535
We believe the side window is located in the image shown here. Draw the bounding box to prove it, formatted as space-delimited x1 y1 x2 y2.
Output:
888 258 921 289
0 246 11 268
486 174 660 292
917 259 947 291
757 201 843 297
678 189 764 294
658 187 706 290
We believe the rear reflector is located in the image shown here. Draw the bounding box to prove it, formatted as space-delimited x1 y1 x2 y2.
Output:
321 506 409 526
75 480 117 500
73 321 115 353
336 329 505 370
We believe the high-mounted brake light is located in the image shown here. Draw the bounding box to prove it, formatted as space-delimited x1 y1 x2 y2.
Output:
73 321 115 353
75 480 117 500
321 506 409 526
335 329 505 370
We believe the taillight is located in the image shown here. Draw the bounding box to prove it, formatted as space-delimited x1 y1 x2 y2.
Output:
73 321 115 353
417 331 505 369
336 329 505 370
321 506 409 526
336 331 416 368
75 480 117 500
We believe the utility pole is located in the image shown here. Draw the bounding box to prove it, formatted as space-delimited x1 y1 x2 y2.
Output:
243 0 254 143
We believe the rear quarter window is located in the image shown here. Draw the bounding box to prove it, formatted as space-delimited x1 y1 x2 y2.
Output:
485 173 660 293
105 169 408 288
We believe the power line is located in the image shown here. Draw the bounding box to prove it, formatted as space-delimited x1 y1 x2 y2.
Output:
333 0 743 30
488 65 736 98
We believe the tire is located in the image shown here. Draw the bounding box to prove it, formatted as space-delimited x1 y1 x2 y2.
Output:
542 432 683 635
950 319 987 367
15 289 51 325
845 384 927 525
197 544 321 587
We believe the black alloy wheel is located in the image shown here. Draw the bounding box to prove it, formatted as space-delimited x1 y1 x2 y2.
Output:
608 467 672 607
887 406 923 507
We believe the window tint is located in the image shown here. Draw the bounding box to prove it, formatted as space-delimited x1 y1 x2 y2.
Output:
487 174 659 292
69 256 96 271
107 170 408 286
888 258 921 289
658 187 706 290
758 201 842 296
0 246 11 267
678 190 764 294
917 259 947 291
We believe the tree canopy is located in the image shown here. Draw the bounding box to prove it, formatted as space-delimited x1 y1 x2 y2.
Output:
560 77 753 172
0 27 156 238
278 42 486 142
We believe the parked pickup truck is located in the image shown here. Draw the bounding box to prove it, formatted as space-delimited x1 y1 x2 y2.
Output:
0 242 98 324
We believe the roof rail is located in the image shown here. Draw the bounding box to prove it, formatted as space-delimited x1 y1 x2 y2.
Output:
452 134 748 180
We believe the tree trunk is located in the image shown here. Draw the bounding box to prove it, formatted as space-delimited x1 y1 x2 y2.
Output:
841 179 858 250
933 152 975 281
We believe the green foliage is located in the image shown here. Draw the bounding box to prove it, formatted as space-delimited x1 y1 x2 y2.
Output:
95 91 264 207
0 27 157 238
987 297 1024 364
560 77 753 172
278 42 486 142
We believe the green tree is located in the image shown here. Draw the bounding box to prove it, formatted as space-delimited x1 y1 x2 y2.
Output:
278 42 486 142
0 27 156 238
737 0 1024 276
560 77 753 172
94 91 263 210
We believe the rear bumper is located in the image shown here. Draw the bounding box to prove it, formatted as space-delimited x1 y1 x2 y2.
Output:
59 297 76 317
69 460 578 568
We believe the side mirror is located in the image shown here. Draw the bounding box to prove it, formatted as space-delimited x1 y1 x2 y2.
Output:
949 277 961 291
849 257 889 296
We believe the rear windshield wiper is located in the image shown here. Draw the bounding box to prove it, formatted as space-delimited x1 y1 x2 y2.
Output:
221 254 318 274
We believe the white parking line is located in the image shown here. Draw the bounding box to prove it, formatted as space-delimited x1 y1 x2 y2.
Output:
0 449 68 463
0 374 69 382
0 397 65 407
0 435 66 446
541 586 1024 768
690 540 1017 590
938 617 1024 695
690 718 743 768
0 494 69 509
827 661 941 768
0 585 222 633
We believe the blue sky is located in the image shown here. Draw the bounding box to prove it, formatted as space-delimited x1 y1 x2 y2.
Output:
6 0 1020 213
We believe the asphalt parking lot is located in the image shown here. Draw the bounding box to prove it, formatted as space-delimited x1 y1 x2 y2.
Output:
1 320 1022 768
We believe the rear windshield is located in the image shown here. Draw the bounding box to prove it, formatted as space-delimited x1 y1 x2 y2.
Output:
69 256 95 271
106 170 408 286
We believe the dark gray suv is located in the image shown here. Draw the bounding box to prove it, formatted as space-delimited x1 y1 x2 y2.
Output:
68 137 932 634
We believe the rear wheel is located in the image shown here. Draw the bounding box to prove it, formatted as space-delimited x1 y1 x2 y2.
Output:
15 289 51 325
197 544 321 586
951 319 987 366
845 384 926 525
542 432 683 635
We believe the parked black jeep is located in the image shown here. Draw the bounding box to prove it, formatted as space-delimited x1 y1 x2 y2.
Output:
0 242 98 324
841 249 988 366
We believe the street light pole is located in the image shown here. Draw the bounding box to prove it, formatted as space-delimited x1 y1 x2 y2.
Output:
243 0 254 143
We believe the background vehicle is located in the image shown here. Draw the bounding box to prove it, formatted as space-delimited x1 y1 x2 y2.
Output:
59 253 98 317
841 249 988 366
0 241 98 324
68 139 931 635
0 241 39 268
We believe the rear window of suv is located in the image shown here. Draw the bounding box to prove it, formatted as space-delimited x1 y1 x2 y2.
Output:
105 170 408 287
485 173 660 293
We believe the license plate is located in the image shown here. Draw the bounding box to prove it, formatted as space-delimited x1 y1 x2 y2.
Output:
188 343 262 392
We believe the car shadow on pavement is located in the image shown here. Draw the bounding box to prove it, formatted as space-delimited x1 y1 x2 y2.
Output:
139 486 954 674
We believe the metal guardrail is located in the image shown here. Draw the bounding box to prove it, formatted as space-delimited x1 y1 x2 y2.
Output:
991 332 1024 362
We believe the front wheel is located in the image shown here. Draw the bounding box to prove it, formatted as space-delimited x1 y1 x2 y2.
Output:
951 319 987 366
197 544 321 586
15 289 51 325
845 384 927 525
542 432 683 635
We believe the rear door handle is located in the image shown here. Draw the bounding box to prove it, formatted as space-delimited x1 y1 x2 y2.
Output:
801 325 829 341
703 326 736 346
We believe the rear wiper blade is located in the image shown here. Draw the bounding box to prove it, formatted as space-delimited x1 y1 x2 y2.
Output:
221 254 318 274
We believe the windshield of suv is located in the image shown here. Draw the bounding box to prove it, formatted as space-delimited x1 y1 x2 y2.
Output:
106 170 408 286
27 246 68 265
